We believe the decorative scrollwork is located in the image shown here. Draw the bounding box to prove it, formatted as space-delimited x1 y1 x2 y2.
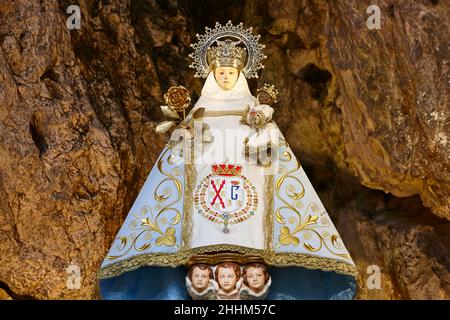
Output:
274 150 351 260
107 148 183 260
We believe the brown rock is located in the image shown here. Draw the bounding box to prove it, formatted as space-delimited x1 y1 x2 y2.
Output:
336 194 450 299
261 0 449 219
0 288 12 300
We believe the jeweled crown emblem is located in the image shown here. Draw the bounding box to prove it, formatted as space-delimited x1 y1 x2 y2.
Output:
211 163 242 176
207 39 247 70
257 83 279 104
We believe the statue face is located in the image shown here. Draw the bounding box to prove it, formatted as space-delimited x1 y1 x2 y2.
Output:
217 267 238 292
191 266 210 292
214 67 239 90
245 266 266 291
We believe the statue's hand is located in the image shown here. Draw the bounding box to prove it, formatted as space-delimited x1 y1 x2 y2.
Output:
246 104 274 129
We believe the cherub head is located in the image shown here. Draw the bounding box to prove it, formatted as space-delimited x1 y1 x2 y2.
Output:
213 67 239 91
214 262 241 293
188 264 213 292
242 263 269 293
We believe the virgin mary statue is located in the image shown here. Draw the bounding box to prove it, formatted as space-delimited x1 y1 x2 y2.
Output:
97 21 358 300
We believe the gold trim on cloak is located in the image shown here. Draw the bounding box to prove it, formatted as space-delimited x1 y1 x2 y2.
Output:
98 243 357 280
202 109 246 117
264 174 274 251
187 253 266 266
181 162 196 249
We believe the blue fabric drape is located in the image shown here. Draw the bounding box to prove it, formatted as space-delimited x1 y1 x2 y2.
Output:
99 266 356 300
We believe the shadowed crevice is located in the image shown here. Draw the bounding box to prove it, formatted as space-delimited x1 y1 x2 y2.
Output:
29 114 48 156
0 281 35 300
296 63 332 101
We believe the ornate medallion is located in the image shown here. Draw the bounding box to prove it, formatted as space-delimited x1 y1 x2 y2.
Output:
194 163 258 233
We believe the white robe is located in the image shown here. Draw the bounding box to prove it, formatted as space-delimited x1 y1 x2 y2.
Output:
186 71 269 250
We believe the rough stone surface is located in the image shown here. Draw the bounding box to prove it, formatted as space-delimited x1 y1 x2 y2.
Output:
0 0 448 299
0 288 12 300
334 191 450 300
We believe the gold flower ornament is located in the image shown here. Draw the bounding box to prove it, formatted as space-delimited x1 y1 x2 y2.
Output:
156 85 191 134
164 86 191 112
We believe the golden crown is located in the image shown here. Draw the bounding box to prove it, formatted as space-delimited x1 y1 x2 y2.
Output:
257 83 279 104
206 39 247 70
189 21 266 78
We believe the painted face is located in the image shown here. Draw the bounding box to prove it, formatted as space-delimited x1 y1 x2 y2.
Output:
191 267 210 292
214 67 239 90
217 267 238 292
246 267 266 291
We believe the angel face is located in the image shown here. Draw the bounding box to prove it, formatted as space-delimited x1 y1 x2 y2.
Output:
245 266 266 292
190 264 212 292
217 267 238 292
214 67 239 90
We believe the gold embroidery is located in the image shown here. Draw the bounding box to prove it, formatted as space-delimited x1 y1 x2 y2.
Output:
181 129 197 248
202 109 246 117
263 174 274 251
280 150 292 162
106 148 183 260
187 253 266 266
279 136 288 148
274 149 351 260
154 149 183 203
181 163 196 249
98 243 357 280
274 155 306 248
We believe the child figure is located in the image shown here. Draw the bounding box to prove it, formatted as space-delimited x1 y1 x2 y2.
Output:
215 262 242 300
186 264 218 300
240 263 271 300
